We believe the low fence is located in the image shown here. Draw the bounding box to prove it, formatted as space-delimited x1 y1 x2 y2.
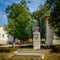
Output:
0 44 60 49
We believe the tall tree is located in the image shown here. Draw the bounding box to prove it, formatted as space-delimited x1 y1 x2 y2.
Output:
5 0 34 47
33 10 46 39
33 3 50 39
47 0 60 37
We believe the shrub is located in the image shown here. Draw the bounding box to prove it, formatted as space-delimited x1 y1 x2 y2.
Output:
20 44 33 48
51 45 60 53
0 47 18 52
55 45 60 52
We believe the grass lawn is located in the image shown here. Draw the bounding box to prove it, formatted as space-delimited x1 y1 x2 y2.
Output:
44 53 60 60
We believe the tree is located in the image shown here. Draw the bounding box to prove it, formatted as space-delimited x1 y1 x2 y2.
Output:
5 0 34 47
32 3 50 39
47 0 60 37
33 10 46 39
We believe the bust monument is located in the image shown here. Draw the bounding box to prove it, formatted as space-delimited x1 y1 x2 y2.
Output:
33 23 41 49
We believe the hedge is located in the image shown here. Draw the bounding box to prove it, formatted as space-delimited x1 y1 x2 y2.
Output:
51 45 60 52
0 47 18 52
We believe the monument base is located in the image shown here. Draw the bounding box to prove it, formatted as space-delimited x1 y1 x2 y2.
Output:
33 42 40 49
33 31 40 49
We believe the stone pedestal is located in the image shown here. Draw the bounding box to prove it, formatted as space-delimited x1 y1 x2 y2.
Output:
33 31 40 49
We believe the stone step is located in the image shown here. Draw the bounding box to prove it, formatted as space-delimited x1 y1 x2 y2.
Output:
15 52 43 56
18 50 42 53
18 49 51 53
18 51 42 53
14 52 45 59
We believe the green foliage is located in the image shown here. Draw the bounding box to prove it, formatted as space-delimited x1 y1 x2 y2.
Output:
33 3 50 39
51 45 60 53
20 44 33 48
0 47 18 52
5 0 34 41
47 0 60 37
55 45 60 52
3 25 8 32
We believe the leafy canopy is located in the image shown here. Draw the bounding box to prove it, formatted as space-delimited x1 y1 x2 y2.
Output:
47 0 60 37
5 0 34 40
32 2 50 39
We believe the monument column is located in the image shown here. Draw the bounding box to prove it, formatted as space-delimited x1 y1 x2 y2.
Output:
46 17 54 44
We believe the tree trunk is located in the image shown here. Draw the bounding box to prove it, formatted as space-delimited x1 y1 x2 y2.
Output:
12 36 15 48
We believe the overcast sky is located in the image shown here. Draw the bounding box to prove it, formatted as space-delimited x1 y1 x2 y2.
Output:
0 0 45 24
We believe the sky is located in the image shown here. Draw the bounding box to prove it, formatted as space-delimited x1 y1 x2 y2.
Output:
0 0 45 24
